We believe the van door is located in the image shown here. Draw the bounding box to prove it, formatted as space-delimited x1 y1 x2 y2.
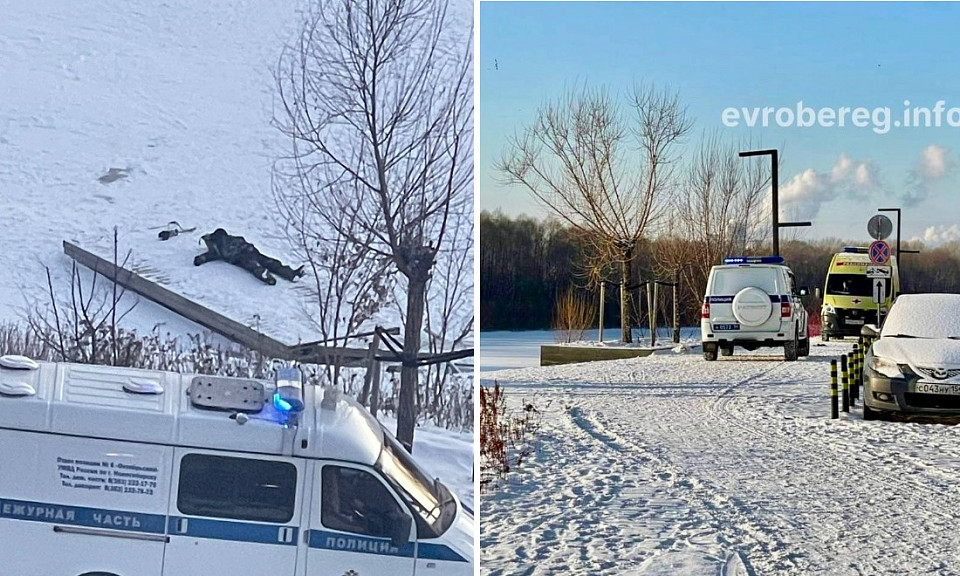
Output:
0 429 170 576
163 449 303 575
303 461 416 576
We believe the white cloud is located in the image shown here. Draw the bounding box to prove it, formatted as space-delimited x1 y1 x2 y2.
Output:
901 145 954 206
911 224 960 247
921 145 948 179
778 154 880 221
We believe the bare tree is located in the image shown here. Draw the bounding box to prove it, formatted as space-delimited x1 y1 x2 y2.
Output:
276 189 395 386
499 84 691 342
273 0 472 451
420 200 472 424
654 133 773 312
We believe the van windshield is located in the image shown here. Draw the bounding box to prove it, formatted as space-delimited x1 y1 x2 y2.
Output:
826 274 872 297
375 428 456 538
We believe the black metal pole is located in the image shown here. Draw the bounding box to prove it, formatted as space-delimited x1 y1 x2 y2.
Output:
841 354 850 413
830 359 839 419
772 150 779 256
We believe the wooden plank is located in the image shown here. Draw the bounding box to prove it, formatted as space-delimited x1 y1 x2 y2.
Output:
540 345 654 367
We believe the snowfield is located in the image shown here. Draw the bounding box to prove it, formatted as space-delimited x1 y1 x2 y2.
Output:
480 337 960 575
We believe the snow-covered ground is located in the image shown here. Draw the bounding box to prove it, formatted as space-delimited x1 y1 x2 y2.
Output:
2 0 473 509
480 337 960 575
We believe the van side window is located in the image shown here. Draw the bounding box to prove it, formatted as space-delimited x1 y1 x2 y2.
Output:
178 454 296 523
321 466 406 539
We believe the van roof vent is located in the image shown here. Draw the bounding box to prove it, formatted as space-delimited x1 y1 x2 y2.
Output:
188 376 265 413
0 380 36 397
0 355 39 371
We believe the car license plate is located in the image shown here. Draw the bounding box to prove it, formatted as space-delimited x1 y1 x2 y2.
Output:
713 323 740 331
915 382 960 395
845 318 864 325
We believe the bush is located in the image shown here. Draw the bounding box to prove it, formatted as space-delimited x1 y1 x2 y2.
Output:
552 288 596 343
479 382 540 490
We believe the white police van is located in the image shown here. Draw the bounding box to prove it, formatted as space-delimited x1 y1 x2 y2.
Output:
701 256 810 361
0 357 473 576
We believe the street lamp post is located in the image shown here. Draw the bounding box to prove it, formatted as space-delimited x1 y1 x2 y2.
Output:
878 207 920 291
738 149 811 256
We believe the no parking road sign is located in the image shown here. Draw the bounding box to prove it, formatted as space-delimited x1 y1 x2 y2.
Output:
869 240 891 265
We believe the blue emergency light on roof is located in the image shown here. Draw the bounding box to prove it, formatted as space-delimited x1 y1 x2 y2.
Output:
843 246 869 253
273 366 304 414
723 256 784 265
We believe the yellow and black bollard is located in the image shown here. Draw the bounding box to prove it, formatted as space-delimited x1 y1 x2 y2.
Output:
841 354 850 413
830 359 839 419
851 344 860 405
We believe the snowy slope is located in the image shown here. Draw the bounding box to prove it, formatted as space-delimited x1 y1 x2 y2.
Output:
0 0 472 345
1 0 313 340
481 338 960 575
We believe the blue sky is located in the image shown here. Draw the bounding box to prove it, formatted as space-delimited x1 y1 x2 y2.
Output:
479 2 960 244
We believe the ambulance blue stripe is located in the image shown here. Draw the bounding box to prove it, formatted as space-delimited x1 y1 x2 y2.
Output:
168 516 297 545
0 497 165 533
308 529 467 562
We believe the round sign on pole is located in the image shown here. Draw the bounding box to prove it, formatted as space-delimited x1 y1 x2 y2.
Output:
868 214 893 240
869 240 891 265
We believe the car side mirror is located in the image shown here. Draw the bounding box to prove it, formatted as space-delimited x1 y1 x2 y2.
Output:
861 324 880 339
390 513 412 549
815 287 822 299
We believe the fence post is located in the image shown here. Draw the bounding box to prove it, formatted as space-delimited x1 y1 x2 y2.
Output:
598 282 605 343
841 354 850 413
830 359 839 419
673 276 680 344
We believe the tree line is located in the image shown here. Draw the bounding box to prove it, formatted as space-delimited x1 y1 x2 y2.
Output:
480 210 960 331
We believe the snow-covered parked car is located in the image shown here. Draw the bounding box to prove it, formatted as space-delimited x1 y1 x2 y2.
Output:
863 293 960 420
700 256 810 361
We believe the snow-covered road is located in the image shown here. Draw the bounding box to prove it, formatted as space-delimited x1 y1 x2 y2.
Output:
480 338 960 575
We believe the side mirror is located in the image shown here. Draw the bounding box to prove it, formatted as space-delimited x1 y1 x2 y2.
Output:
390 513 412 549
815 287 822 299
861 324 880 339
799 287 808 297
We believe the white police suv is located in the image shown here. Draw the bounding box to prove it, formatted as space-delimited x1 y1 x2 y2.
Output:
701 256 810 361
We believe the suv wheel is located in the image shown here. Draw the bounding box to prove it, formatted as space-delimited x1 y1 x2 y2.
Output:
703 344 718 361
799 336 810 357
863 403 879 421
784 332 799 361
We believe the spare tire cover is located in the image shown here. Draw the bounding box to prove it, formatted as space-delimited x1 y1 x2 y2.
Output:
732 287 773 327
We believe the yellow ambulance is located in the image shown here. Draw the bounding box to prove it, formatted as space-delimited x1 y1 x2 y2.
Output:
820 247 899 341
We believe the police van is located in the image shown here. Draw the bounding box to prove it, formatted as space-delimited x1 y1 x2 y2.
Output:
0 357 473 576
820 247 899 341
701 256 810 361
